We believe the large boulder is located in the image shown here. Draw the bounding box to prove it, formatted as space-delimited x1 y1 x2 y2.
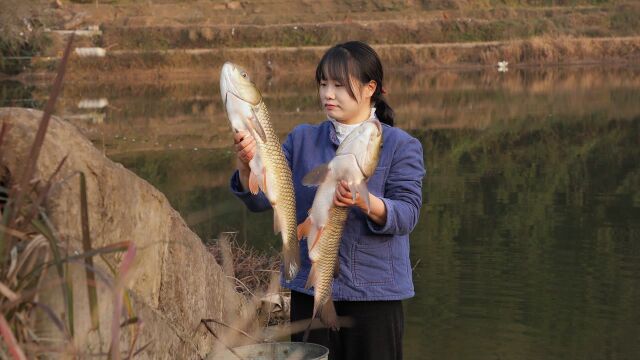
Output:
0 107 252 358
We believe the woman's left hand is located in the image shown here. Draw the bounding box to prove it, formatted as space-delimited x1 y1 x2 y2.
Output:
334 180 366 209
334 180 388 226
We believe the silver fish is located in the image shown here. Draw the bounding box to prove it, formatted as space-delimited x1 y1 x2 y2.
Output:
298 117 383 330
220 62 300 280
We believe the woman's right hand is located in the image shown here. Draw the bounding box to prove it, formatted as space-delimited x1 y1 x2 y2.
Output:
233 130 256 190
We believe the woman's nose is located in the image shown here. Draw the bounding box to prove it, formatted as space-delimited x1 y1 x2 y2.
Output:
324 88 335 99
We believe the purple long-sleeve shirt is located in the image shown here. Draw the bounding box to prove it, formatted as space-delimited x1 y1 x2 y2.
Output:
230 120 425 301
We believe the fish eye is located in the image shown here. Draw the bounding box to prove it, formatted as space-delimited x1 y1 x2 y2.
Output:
241 72 247 78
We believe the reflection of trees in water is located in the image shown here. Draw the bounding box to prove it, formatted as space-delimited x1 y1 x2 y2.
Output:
111 115 640 358
405 115 640 359
12 67 640 153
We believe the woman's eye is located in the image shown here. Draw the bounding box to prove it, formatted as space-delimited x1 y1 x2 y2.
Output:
335 83 343 87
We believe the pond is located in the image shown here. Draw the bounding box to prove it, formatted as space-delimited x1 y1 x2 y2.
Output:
3 65 639 359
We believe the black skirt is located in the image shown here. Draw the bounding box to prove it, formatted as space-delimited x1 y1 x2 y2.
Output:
290 291 405 360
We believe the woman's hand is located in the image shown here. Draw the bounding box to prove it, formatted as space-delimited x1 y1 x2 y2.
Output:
334 180 365 208
334 180 387 226
233 130 256 191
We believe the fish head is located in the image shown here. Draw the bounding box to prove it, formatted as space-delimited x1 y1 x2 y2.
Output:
220 62 262 107
338 118 383 178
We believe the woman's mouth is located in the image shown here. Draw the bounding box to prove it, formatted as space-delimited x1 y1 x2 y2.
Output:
325 104 337 110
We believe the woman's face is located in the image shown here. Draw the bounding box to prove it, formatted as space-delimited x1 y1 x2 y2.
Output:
319 77 375 124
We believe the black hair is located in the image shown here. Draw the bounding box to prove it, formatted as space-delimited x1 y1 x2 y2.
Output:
315 41 395 126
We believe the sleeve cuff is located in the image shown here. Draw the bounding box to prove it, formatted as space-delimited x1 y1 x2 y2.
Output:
230 170 250 196
229 170 271 211
366 197 395 234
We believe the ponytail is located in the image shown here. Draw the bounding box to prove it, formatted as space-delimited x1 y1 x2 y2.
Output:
374 95 394 127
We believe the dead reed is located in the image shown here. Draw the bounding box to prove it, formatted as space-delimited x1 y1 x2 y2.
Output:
0 35 146 359
206 232 282 299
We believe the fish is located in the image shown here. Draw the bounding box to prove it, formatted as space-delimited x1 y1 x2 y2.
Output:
220 62 300 281
298 117 383 333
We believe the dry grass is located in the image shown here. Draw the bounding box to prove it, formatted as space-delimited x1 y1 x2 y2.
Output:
207 232 281 298
0 35 146 359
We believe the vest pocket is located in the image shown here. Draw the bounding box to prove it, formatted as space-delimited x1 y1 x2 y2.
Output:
351 241 394 286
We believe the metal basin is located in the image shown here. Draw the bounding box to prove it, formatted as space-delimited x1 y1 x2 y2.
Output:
208 342 329 360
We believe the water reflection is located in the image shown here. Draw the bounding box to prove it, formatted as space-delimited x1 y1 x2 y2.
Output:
2 66 640 359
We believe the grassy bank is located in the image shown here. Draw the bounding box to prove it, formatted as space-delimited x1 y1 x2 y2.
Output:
99 4 640 50
49 36 640 82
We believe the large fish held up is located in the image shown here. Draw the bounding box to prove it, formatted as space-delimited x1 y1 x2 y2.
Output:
220 62 300 281
298 117 383 334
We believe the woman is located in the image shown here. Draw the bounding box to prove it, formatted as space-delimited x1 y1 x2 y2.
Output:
230 41 425 360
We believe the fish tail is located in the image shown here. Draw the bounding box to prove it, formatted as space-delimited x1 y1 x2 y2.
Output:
283 240 300 281
319 298 338 331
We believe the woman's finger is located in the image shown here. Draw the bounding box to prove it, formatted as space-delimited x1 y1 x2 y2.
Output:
235 133 255 153
233 130 248 144
334 193 349 208
241 141 256 161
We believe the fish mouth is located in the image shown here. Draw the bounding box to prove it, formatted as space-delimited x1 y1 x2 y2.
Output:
220 62 237 106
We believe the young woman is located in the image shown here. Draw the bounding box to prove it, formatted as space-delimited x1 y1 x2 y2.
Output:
230 41 425 360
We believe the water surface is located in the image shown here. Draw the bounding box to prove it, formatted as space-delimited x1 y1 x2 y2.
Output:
3 65 639 359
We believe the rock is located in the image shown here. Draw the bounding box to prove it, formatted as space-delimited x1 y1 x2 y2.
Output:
0 108 252 358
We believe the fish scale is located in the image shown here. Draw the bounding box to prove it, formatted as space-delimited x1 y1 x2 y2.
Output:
254 101 300 280
310 206 348 316
220 62 300 281
300 118 383 332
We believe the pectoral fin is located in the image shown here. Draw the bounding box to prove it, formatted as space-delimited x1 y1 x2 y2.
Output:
302 163 330 186
297 217 312 241
355 181 371 213
248 171 260 195
273 208 281 235
248 107 267 142
348 182 357 203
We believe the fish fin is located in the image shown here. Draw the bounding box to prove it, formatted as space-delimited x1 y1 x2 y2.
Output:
319 298 339 331
248 171 260 195
297 217 312 241
273 208 281 235
283 245 300 281
262 167 269 195
333 259 340 279
348 182 357 203
355 181 371 213
248 107 267 142
305 262 316 289
309 226 324 257
302 163 330 186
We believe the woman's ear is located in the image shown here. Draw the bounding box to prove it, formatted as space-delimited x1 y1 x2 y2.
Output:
364 80 377 99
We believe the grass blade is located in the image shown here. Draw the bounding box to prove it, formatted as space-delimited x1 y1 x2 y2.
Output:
31 301 66 334
30 216 73 337
24 156 67 228
0 281 18 302
5 33 75 261
0 312 27 360
79 172 99 331
110 243 136 360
